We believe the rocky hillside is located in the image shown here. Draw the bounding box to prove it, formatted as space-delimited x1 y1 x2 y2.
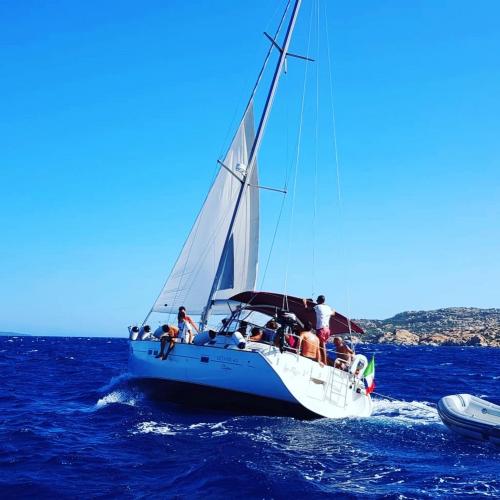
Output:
355 308 500 347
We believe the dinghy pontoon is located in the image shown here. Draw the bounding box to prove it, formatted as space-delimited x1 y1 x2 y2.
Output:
438 394 500 445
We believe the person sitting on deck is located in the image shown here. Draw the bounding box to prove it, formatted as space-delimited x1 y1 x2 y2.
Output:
249 327 264 342
275 312 301 351
263 319 279 343
155 325 179 360
298 321 323 365
237 321 249 337
274 323 298 351
326 344 337 367
333 336 354 370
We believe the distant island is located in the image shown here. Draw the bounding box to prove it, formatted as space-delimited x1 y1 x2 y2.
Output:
355 307 500 347
0 331 30 336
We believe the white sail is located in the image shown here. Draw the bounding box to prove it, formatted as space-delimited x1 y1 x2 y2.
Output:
152 102 259 315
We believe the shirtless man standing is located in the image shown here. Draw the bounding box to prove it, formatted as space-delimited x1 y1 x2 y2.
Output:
298 321 323 365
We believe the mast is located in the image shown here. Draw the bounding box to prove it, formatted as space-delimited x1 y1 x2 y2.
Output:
201 0 303 326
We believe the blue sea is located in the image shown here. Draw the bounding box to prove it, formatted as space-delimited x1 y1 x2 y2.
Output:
0 337 498 499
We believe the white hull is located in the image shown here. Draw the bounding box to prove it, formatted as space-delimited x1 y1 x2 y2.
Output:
129 338 372 419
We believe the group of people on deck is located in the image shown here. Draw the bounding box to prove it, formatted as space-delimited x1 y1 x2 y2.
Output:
154 294 354 369
299 295 354 368
155 306 199 360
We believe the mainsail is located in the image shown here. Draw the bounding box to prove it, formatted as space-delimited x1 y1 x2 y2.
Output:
152 102 259 315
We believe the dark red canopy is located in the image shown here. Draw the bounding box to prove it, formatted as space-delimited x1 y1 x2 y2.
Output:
229 291 363 335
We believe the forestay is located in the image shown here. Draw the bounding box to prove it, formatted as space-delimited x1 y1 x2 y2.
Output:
152 102 259 315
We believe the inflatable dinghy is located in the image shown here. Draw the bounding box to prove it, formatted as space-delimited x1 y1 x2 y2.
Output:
438 394 500 444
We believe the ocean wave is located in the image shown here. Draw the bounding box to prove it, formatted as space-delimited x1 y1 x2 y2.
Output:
95 390 140 409
187 421 228 430
133 421 178 436
2 337 499 498
98 373 132 393
132 419 234 438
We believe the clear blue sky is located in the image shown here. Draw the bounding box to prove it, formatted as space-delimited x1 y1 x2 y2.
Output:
1 0 499 336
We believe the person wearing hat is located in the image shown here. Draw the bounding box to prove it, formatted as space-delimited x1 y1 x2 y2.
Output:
333 336 354 370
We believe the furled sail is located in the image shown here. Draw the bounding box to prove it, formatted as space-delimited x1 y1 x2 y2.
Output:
152 102 259 315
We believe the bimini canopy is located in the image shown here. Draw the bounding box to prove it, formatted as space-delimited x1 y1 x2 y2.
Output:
229 291 364 335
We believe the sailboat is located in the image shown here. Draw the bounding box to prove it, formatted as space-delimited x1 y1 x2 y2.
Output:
128 0 373 419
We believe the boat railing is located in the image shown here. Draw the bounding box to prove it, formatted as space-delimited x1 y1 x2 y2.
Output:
219 321 356 405
245 329 353 370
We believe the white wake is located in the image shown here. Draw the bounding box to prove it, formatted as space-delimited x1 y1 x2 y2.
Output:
371 397 441 425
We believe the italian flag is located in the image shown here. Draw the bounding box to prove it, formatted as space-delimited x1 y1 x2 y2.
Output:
363 356 376 395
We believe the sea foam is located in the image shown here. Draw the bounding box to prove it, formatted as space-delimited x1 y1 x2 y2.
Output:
371 398 441 425
95 390 139 409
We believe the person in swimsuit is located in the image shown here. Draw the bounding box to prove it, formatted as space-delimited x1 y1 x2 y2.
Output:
249 327 264 342
178 306 199 343
263 319 279 343
298 321 323 365
155 325 179 360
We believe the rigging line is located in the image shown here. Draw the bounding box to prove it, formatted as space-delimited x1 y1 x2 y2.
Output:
312 0 320 299
203 0 304 325
160 178 235 324
264 0 290 38
158 4 294 325
283 0 315 297
225 0 292 156
259 191 287 290
214 2 292 179
323 0 353 328
323 1 342 210
147 166 242 326
259 6 299 294
372 392 438 413
246 0 292 115
259 70 293 291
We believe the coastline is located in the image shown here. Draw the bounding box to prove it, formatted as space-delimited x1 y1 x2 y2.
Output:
355 307 500 347
355 331 499 347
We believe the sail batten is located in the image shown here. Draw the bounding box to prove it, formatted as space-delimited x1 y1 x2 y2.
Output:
152 102 259 316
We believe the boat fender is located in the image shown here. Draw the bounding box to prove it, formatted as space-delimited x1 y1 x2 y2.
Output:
153 324 170 339
193 330 217 346
129 326 140 341
139 325 152 340
349 354 368 379
231 331 246 349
